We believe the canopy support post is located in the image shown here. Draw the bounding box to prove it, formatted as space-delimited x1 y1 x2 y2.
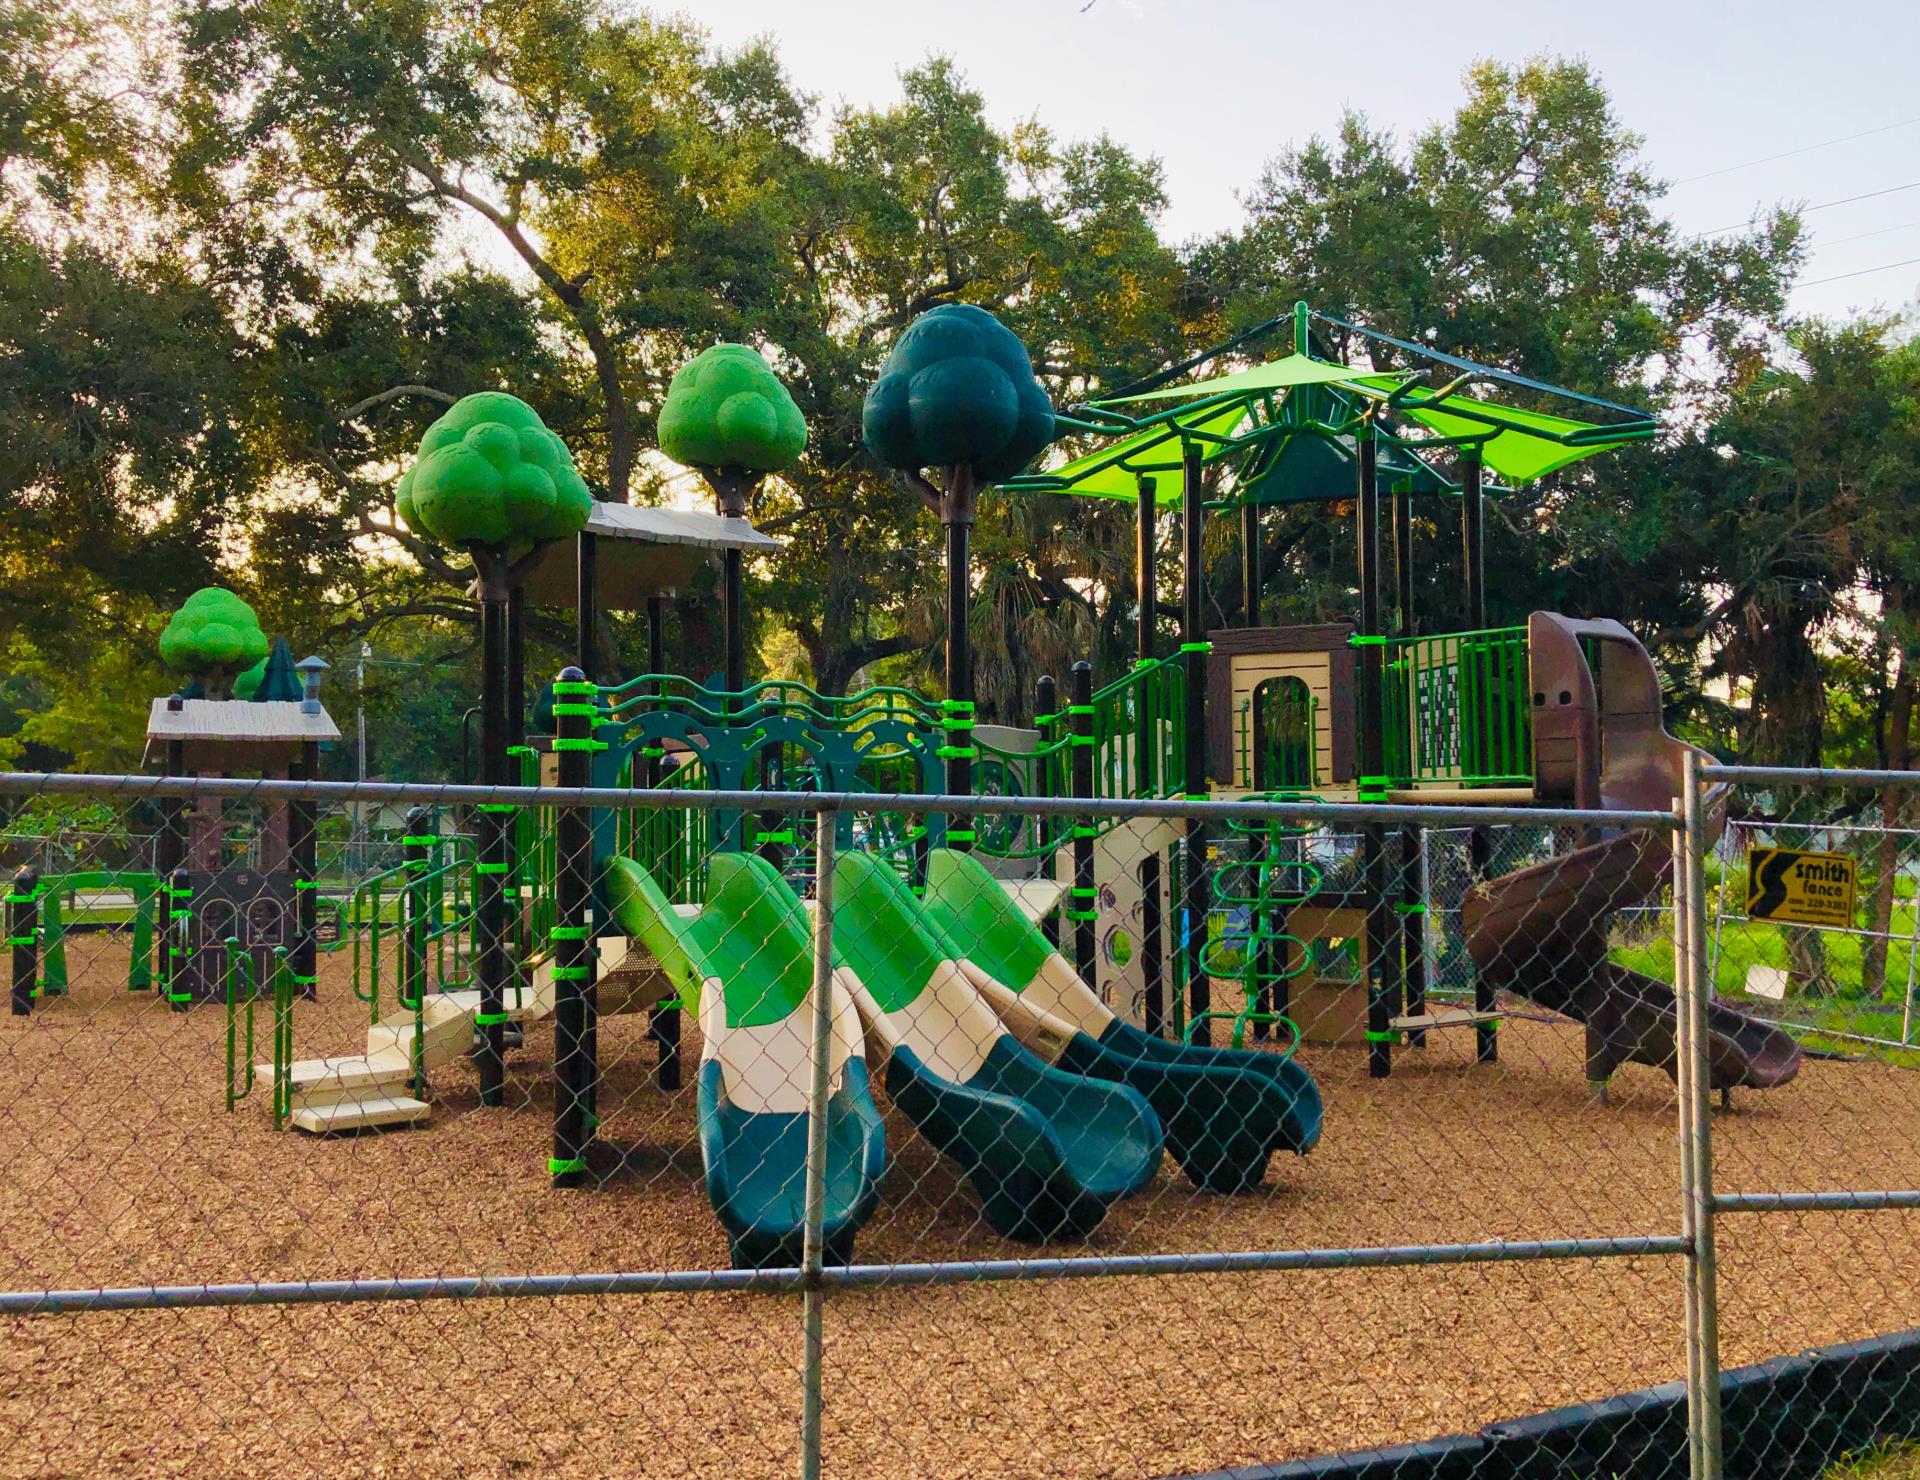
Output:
1181 442 1210 1044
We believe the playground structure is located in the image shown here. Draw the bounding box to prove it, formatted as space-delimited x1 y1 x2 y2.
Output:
6 305 1809 1280
4 316 1911 1480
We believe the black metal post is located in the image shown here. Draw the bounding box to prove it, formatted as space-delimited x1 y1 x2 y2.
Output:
943 467 979 839
647 597 667 679
10 867 37 1016
1462 452 1497 1063
576 531 599 680
1461 451 1486 632
1136 477 1158 666
290 741 319 1002
1392 487 1424 1045
1356 422 1393 1077
474 572 510 1105
1035 674 1060 949
1181 442 1211 1045
1069 662 1097 982
507 582 527 751
552 667 598 1186
1240 497 1261 628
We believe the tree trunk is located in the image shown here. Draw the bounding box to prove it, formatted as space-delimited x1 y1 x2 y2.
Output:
1865 643 1914 999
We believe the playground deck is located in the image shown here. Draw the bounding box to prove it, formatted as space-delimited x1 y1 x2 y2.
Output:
2 945 1916 1479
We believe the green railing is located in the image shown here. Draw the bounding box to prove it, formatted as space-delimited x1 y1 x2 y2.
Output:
1381 626 1533 787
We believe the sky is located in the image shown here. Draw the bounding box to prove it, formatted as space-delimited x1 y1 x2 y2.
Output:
683 0 1920 325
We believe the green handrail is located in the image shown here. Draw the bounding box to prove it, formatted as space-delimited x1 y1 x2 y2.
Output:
270 946 294 1131
1188 806 1320 1052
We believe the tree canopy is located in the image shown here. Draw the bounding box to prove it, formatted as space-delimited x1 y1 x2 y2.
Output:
5 1 1916 784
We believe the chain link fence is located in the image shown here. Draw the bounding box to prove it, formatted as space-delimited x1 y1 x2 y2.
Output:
0 766 1915 1477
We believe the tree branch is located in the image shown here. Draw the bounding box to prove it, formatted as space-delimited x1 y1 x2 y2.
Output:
335 384 458 421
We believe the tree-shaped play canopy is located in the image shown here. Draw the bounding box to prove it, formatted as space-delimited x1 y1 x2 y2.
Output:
394 390 592 1109
159 587 270 699
658 345 807 693
396 391 593 562
862 305 1055 807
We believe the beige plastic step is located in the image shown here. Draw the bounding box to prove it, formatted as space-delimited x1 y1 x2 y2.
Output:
264 1050 412 1096
366 995 474 1070
289 1093 431 1134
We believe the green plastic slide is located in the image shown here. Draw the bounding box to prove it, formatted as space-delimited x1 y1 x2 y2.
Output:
919 849 1323 1190
604 853 885 1270
830 850 1162 1240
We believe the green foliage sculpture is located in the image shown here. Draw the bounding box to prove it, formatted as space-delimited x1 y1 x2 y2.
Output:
396 391 594 579
658 344 808 692
158 587 270 699
659 344 808 482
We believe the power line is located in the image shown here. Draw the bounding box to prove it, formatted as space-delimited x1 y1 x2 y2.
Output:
1674 116 1920 185
1795 254 1920 289
1818 217 1920 248
1689 180 1920 239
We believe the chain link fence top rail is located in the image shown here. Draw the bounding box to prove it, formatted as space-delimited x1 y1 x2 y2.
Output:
0 768 1914 1478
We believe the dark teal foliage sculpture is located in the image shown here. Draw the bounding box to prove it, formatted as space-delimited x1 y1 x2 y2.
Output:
861 304 1054 484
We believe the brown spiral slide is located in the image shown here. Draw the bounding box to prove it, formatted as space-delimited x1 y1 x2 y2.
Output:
1459 615 1801 1099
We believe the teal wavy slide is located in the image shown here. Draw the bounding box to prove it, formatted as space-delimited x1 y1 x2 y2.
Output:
830 850 1163 1240
605 852 886 1269
919 848 1323 1191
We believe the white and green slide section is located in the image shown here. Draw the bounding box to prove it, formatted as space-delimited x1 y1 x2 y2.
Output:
830 850 1163 1241
920 848 1323 1191
606 851 885 1270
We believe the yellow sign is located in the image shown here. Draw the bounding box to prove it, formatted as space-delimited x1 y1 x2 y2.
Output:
1745 846 1857 928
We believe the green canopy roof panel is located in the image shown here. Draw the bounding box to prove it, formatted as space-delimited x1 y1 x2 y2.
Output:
1028 399 1252 503
1096 354 1384 405
1344 375 1650 484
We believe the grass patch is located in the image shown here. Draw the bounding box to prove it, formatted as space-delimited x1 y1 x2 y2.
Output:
1823 1441 1920 1478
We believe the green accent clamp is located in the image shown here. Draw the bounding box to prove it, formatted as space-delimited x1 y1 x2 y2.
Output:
550 966 591 981
505 745 536 757
474 1011 511 1027
551 702 599 717
941 699 976 715
292 879 319 890
1392 902 1428 915
1348 634 1388 648
551 681 598 696
552 739 608 752
1365 1029 1400 1043
935 745 977 760
398 835 439 846
474 862 511 877
945 828 977 844
548 1156 588 1176
1071 826 1099 839
1065 704 1096 716
754 830 796 845
1178 641 1213 654
550 926 591 941
1064 909 1099 922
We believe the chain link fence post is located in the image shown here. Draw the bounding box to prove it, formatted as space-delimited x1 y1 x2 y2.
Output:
800 805 838 1480
1677 749 1724 1478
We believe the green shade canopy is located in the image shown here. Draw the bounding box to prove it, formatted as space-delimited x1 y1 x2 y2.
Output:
1100 354 1381 405
1343 375 1648 484
1025 400 1253 504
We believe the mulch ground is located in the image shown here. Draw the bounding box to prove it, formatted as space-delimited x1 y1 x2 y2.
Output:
1 940 1916 1479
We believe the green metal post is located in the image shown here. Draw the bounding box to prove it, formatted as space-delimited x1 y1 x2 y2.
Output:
1035 674 1061 950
